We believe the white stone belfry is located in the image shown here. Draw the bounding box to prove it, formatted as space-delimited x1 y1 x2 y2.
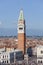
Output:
18 10 25 33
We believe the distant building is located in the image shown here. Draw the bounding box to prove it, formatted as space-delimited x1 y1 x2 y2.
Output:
18 10 26 54
0 51 14 64
0 47 5 52
37 45 43 64
6 47 14 52
0 49 24 64
32 46 37 55
14 49 24 61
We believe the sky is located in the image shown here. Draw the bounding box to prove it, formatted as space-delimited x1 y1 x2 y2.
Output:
0 0 43 30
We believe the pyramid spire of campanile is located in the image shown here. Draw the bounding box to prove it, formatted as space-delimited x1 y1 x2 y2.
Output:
19 9 24 21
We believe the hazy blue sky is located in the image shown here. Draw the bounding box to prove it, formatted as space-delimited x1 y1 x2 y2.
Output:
0 0 43 30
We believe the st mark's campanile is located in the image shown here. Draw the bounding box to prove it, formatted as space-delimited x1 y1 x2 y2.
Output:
18 10 26 54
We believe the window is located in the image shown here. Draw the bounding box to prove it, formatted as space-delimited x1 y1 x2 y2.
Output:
41 51 43 53
41 61 42 63
3 61 4 63
5 61 6 63
19 28 23 30
38 60 42 63
3 55 4 58
7 55 8 58
7 60 8 63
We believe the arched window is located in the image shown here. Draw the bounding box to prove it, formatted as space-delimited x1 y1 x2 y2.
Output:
7 60 8 63
3 55 4 58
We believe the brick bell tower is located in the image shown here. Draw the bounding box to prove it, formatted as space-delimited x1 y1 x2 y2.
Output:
18 9 26 54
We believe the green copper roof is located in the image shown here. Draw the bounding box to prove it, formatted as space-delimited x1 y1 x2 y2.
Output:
19 10 24 21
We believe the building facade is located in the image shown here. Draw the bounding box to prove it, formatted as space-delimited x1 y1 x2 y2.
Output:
37 45 43 64
0 49 24 64
0 51 14 64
